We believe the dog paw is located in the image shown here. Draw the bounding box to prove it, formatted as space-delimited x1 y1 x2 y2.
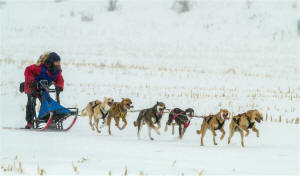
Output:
196 130 201 135
214 143 218 145
150 137 154 141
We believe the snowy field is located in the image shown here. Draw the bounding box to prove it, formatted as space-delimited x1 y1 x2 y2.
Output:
0 0 299 175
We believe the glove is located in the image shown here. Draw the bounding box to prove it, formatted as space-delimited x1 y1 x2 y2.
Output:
55 86 63 93
30 81 38 88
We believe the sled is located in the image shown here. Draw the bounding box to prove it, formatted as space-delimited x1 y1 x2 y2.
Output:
31 80 78 131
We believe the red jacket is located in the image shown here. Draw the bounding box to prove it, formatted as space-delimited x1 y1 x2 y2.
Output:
24 64 64 94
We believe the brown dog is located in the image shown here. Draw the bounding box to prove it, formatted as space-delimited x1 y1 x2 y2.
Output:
196 109 229 146
80 97 114 133
106 98 133 135
228 109 263 147
133 102 166 140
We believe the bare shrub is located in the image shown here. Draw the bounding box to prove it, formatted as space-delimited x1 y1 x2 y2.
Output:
291 1 297 8
173 0 192 13
246 0 253 9
108 0 118 11
54 0 66 3
297 20 300 36
0 1 6 8
70 10 75 17
80 12 93 22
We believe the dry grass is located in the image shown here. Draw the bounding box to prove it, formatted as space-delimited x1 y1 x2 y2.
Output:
37 164 45 175
77 157 87 163
1 155 24 174
1 57 299 124
72 162 79 174
295 118 299 124
124 166 128 176
198 170 204 176
171 160 176 167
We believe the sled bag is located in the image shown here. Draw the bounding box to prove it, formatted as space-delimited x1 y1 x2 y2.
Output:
19 82 25 93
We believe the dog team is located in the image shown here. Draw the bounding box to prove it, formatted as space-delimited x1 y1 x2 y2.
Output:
80 97 263 147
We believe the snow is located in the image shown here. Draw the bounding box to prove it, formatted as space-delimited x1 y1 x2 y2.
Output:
1 119 300 175
0 0 299 175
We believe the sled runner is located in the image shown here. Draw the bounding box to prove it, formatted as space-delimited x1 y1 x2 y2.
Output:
31 80 78 131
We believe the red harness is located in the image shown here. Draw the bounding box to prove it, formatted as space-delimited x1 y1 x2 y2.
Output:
173 111 184 119
171 109 191 128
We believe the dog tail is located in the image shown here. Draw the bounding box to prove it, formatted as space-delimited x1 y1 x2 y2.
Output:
80 107 88 117
133 121 137 127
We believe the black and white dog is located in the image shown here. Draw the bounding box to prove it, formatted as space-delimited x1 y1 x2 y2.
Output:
164 108 194 139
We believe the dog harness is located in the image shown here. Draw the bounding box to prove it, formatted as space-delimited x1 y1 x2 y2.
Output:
100 107 109 119
35 65 59 85
246 116 255 128
215 119 225 130
118 106 127 118
233 114 255 129
173 111 184 119
89 101 99 110
119 111 126 118
171 109 191 128
206 115 224 130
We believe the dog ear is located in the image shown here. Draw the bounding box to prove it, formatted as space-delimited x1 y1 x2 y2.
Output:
246 110 254 118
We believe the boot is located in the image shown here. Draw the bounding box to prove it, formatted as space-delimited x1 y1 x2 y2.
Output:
25 122 33 129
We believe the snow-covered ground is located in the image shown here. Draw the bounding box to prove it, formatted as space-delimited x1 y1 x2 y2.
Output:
1 118 300 175
0 0 299 175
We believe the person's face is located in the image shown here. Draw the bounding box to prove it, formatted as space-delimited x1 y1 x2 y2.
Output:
53 61 60 66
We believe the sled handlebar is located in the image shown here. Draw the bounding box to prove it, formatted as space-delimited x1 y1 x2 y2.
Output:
39 80 60 103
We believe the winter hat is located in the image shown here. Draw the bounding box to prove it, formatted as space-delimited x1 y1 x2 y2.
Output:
44 52 61 74
45 52 61 66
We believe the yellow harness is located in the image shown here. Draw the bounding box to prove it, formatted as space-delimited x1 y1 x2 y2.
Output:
119 111 127 118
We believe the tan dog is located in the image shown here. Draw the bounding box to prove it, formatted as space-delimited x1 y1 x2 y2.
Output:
196 109 229 146
106 98 133 135
228 109 263 147
80 97 114 133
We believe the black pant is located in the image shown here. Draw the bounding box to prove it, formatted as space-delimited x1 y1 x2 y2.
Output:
25 94 41 123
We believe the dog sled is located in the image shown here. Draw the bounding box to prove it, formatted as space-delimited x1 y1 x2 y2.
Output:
29 80 78 131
